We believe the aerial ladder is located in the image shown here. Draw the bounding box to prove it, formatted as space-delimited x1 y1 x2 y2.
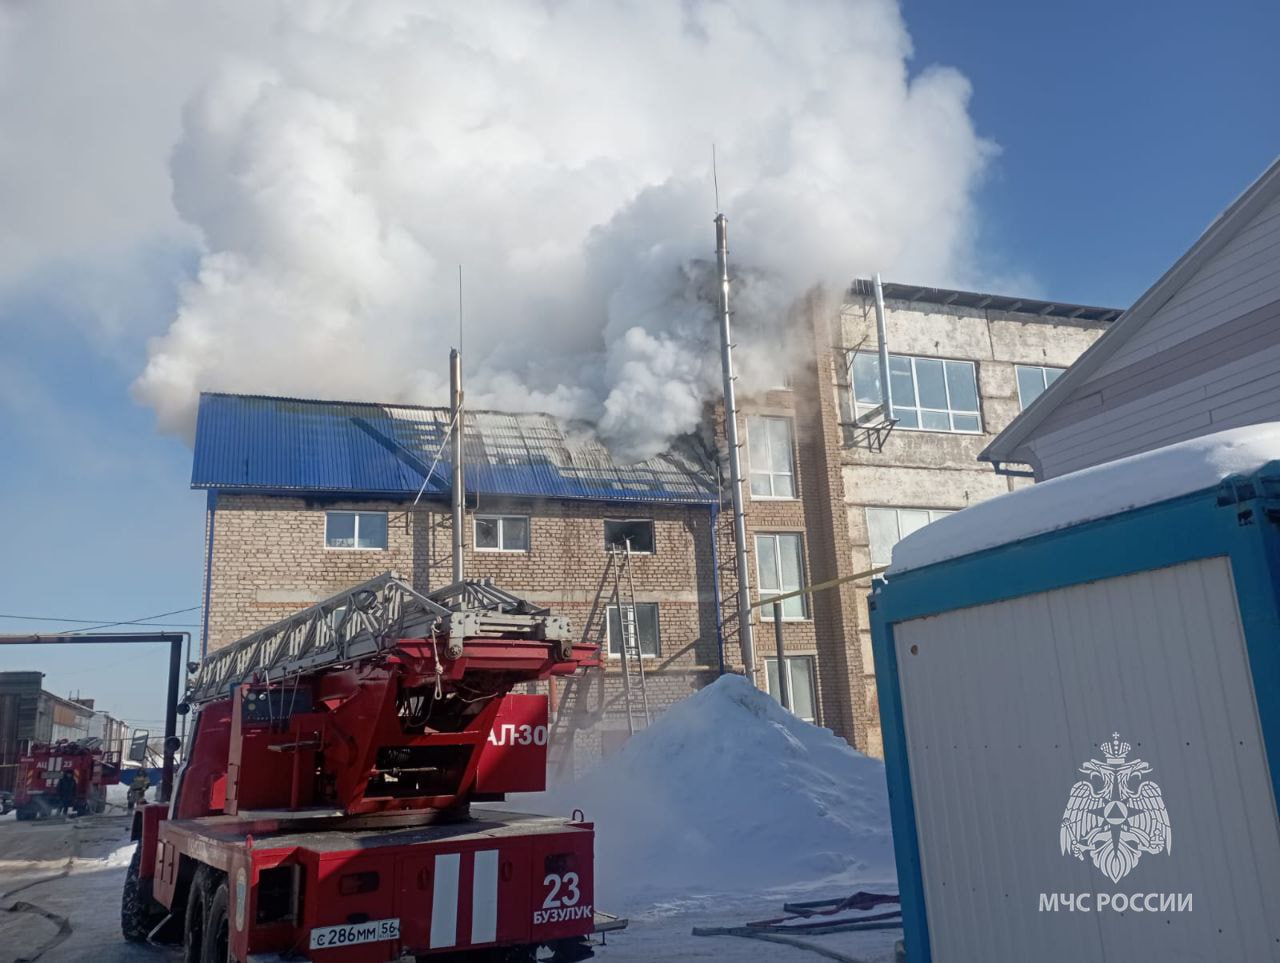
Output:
120 571 612 963
607 542 651 735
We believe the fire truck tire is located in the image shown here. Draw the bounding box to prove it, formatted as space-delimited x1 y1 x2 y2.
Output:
121 846 162 943
15 807 33 821
200 880 230 963
183 868 214 963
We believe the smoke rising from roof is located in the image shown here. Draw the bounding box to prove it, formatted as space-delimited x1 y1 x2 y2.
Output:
3 2 993 461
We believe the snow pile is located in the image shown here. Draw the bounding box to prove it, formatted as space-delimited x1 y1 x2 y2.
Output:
891 422 1280 574
546 675 894 906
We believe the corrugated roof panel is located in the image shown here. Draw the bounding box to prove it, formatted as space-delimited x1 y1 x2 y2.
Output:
191 393 718 505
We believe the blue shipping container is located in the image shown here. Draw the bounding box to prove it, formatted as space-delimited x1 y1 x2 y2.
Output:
871 459 1280 963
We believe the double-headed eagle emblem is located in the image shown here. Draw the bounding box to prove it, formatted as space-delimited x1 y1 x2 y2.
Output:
1060 733 1171 883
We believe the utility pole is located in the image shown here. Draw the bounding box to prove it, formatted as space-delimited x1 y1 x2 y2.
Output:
715 213 757 685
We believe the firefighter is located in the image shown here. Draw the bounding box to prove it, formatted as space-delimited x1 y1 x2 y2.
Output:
56 769 77 816
127 770 150 811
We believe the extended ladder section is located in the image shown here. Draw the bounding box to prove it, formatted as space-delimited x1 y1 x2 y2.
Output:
187 571 571 705
608 542 651 734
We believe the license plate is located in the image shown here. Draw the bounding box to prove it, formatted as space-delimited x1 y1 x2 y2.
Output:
310 917 400 950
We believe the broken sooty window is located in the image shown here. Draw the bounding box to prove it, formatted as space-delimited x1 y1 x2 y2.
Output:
603 518 655 554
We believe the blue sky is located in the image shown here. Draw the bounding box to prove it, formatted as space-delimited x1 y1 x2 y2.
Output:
0 0 1277 734
907 0 1280 308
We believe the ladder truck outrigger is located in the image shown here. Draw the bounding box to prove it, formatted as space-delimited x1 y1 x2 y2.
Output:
121 572 610 962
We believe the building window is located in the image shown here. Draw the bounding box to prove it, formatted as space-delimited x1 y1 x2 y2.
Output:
865 507 954 568
1015 364 1065 410
606 603 660 657
756 533 807 619
747 415 796 498
604 519 655 554
765 656 817 722
474 515 530 552
325 511 388 550
851 352 982 433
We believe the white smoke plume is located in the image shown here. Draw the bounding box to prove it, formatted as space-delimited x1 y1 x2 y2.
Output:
3 1 993 461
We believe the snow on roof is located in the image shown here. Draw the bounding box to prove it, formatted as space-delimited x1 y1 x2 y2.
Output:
891 422 1280 575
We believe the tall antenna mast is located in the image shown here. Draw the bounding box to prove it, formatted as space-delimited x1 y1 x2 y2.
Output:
714 205 757 685
450 335 465 584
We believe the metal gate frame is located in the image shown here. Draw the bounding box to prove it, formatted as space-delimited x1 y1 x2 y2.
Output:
0 632 186 802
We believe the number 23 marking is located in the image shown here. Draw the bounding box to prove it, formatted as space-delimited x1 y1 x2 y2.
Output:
542 872 580 908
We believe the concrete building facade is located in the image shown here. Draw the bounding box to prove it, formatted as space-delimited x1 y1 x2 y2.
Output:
729 283 1117 756
193 282 1116 763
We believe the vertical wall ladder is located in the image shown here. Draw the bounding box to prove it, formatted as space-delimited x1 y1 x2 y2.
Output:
609 541 652 734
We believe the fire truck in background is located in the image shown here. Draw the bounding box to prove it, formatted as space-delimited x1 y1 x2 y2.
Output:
121 572 610 962
15 737 121 819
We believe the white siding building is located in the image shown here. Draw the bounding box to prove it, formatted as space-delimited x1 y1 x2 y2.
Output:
983 156 1280 480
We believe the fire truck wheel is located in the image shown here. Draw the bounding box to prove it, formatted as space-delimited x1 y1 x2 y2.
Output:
15 807 33 821
544 937 594 963
183 868 214 963
121 846 162 943
200 880 230 963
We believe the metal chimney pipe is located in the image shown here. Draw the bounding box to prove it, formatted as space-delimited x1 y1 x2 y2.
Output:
715 214 757 684
873 273 892 419
450 348 465 584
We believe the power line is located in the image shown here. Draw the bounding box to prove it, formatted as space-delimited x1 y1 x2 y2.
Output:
64 606 200 633
0 606 201 632
0 613 198 625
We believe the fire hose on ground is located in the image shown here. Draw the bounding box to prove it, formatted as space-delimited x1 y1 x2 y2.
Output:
691 891 902 962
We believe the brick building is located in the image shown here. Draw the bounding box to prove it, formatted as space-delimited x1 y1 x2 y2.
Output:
192 282 1118 762
192 398 730 773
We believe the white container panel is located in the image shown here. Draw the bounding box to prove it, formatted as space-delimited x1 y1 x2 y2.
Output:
895 556 1280 963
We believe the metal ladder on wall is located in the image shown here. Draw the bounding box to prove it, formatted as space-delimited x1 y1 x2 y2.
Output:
608 540 652 734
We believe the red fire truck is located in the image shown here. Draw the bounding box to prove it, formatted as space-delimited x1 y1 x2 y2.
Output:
121 573 608 962
15 737 121 819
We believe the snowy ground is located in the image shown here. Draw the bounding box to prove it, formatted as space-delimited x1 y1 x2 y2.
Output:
0 679 900 962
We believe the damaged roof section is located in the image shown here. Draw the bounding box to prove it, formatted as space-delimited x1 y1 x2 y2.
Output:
191 392 719 505
848 278 1123 324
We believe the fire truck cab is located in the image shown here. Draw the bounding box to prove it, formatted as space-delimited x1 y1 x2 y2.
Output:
121 573 607 962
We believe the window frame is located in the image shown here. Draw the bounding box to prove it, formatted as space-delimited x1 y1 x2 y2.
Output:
1014 363 1065 411
746 414 798 500
324 510 389 551
603 518 656 555
755 532 808 621
473 514 531 553
604 602 661 658
851 351 983 435
865 506 954 568
764 655 818 723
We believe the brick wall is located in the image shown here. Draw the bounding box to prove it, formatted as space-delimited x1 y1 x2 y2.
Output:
202 493 723 771
732 289 871 750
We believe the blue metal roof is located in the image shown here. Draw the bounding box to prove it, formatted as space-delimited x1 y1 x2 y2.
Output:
191 393 719 505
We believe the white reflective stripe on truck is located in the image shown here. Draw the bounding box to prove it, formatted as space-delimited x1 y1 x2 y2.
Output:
429 853 460 948
471 849 499 944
